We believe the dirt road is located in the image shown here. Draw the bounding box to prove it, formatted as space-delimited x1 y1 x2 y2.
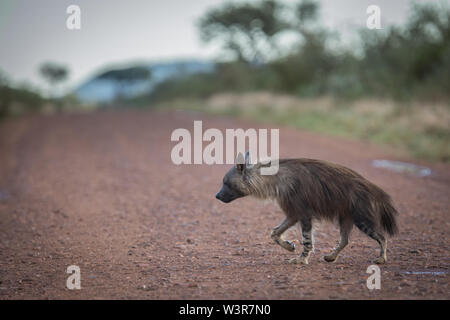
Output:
0 109 448 299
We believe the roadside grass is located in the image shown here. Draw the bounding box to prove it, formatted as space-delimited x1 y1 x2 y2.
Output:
155 93 450 162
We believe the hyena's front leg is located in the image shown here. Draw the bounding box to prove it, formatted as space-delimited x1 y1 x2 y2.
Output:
271 218 296 252
289 219 313 265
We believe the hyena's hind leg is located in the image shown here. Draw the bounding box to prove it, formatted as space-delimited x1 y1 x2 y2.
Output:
289 219 313 265
271 218 296 252
324 217 353 262
354 219 387 264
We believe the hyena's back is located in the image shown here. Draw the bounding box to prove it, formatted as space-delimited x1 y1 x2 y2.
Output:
274 159 398 236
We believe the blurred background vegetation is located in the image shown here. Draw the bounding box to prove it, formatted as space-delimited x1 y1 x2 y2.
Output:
147 1 450 102
0 0 449 161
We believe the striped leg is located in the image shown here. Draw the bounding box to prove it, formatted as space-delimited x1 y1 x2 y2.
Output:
289 220 313 265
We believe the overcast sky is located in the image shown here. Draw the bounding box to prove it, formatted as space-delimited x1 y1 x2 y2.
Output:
0 0 436 91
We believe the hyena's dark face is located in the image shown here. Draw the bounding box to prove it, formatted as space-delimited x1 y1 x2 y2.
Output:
216 152 250 203
215 167 247 203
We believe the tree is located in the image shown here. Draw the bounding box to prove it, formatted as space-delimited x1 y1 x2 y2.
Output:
0 71 11 117
198 0 288 63
97 66 151 101
357 2 450 99
268 1 338 94
39 62 69 97
295 0 318 27
0 71 45 118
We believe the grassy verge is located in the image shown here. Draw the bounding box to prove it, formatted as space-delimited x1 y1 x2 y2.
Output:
154 93 450 162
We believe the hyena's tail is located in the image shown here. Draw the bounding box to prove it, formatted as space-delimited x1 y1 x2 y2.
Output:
352 183 399 237
379 197 399 236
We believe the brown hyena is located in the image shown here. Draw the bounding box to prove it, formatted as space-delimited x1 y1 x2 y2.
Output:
215 152 398 265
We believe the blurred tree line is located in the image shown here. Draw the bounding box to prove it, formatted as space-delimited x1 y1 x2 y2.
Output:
0 71 45 118
150 0 450 103
0 63 153 118
0 62 71 118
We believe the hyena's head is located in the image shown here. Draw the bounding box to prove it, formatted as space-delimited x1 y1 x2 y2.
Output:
215 152 252 203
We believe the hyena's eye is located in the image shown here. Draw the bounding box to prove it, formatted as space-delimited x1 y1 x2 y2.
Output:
224 180 233 189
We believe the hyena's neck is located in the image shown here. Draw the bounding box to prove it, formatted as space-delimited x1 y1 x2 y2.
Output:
245 169 281 200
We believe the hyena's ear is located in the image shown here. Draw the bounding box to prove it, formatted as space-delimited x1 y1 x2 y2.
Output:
245 151 254 169
235 152 245 172
245 151 250 165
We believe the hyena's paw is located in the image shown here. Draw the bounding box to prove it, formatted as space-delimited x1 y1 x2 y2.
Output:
271 232 295 252
288 256 309 265
374 256 386 264
281 240 296 252
323 254 337 262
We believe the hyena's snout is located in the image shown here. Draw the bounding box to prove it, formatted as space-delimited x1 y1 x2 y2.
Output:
215 193 230 203
215 186 232 203
215 184 244 203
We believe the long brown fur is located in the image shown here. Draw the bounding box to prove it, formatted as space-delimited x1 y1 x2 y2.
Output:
216 153 399 265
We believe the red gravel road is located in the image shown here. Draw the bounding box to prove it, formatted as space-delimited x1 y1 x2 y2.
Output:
0 109 449 299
